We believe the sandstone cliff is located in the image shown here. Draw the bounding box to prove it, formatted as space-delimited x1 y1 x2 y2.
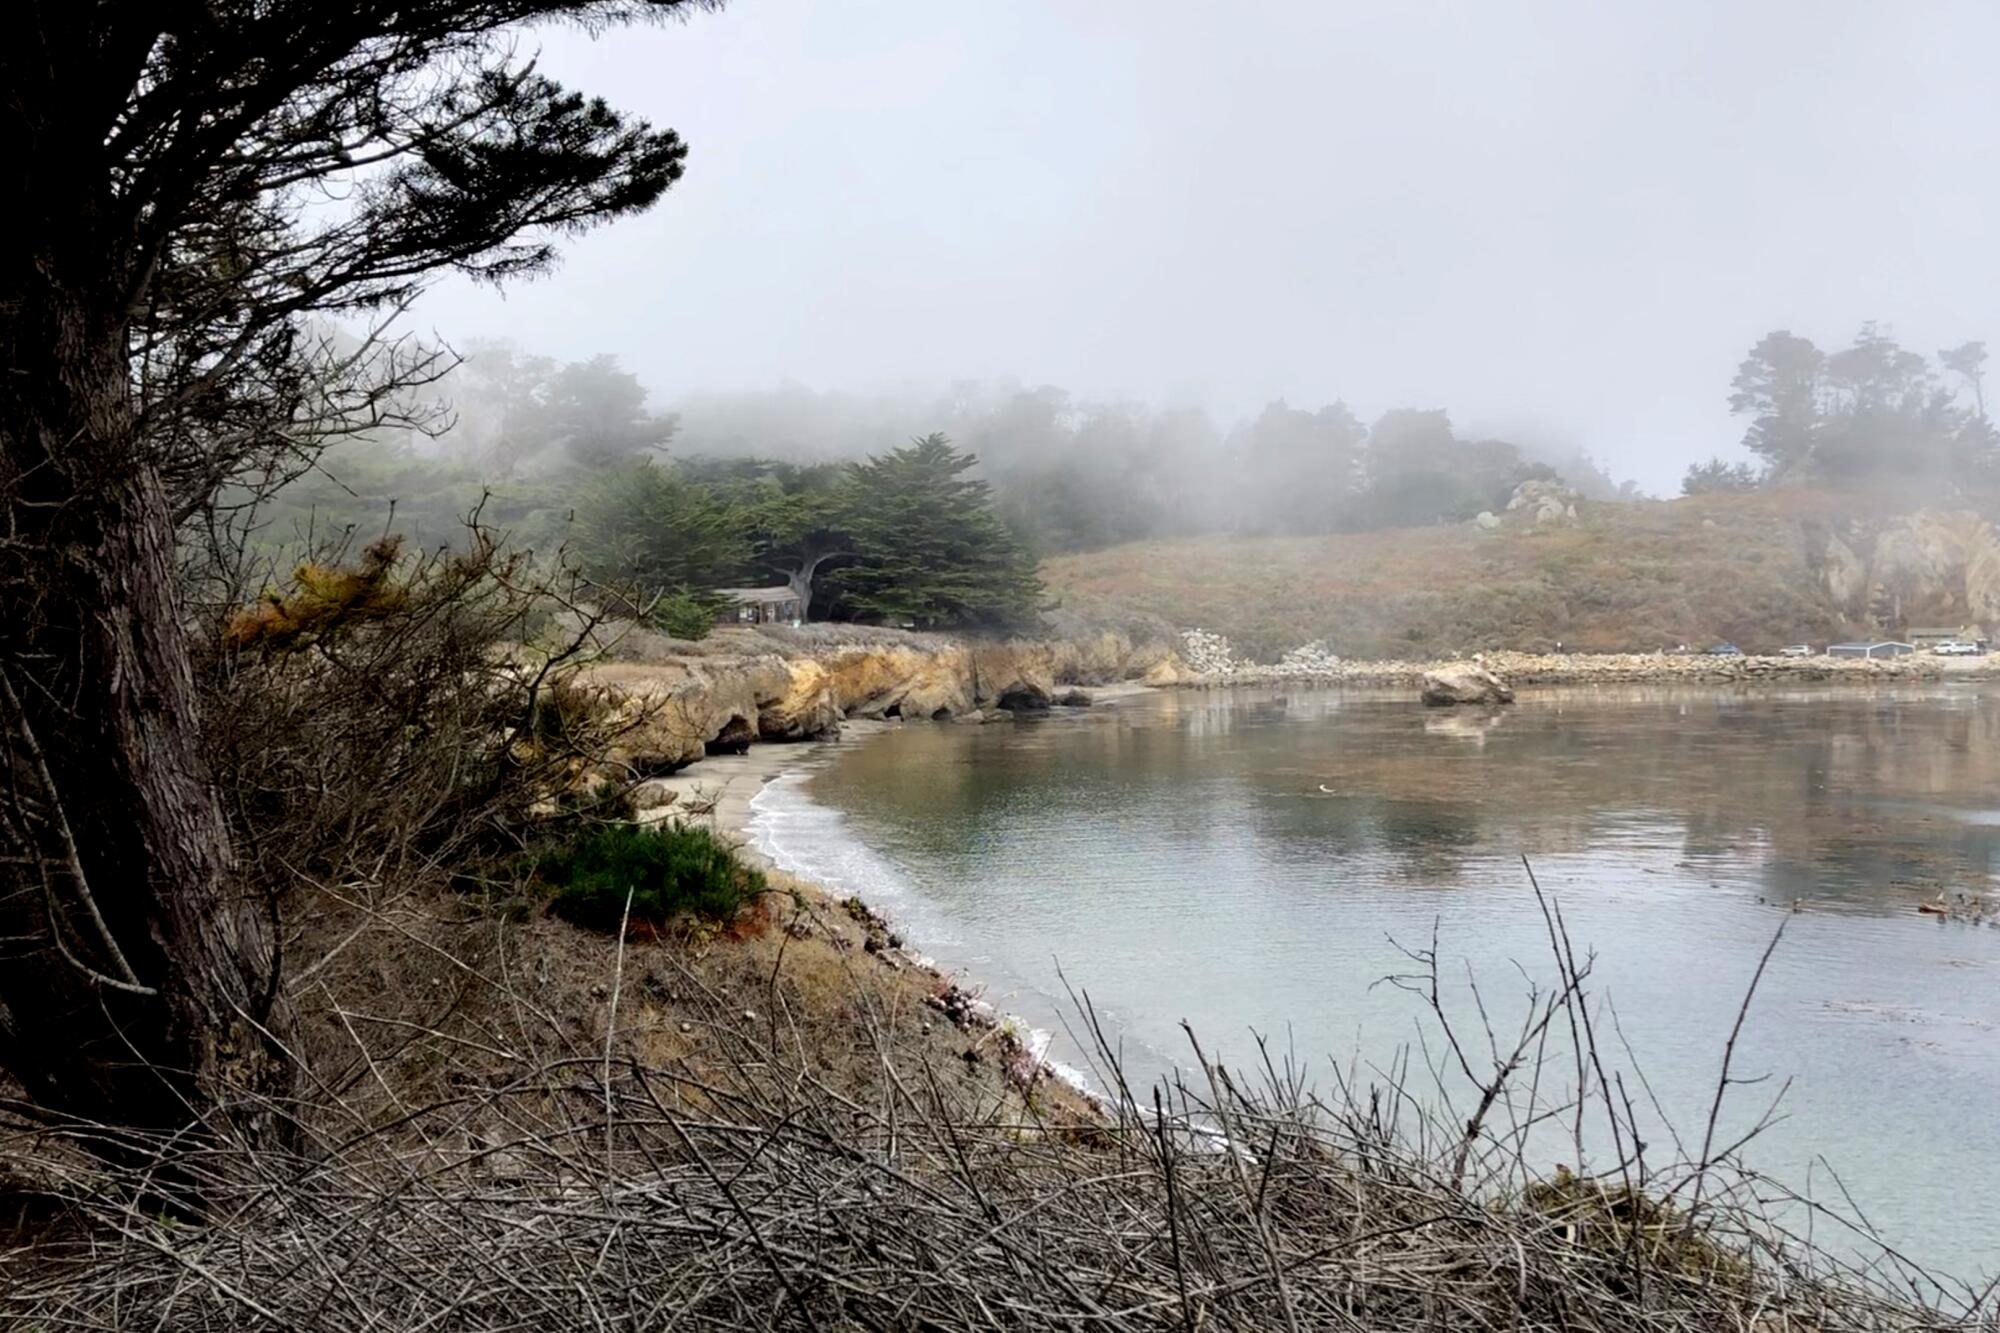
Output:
571 624 1180 776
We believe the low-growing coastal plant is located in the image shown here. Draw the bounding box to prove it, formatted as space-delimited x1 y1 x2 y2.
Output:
534 821 764 931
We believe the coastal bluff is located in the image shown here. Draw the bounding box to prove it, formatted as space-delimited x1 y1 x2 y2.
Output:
560 621 1180 774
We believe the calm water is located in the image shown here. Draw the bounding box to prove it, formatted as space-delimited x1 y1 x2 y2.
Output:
750 684 2000 1278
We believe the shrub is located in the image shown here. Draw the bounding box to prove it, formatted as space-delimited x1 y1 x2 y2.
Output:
534 822 764 931
649 589 719 642
199 528 622 901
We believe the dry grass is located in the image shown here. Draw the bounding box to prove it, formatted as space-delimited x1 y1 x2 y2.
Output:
0 860 1992 1331
1043 490 1888 661
589 619 956 665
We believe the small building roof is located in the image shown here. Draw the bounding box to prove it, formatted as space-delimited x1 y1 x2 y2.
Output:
714 586 798 604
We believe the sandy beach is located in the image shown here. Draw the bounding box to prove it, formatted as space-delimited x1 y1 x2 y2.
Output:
635 718 890 860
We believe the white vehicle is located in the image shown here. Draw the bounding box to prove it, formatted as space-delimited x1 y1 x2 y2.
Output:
1932 640 1982 656
1778 643 1812 657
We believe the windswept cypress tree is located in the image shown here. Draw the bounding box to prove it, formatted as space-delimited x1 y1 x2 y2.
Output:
836 434 1042 629
573 461 749 599
0 0 706 1154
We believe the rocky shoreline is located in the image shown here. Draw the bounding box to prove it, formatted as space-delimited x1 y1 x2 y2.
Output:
650 714 1101 1110
568 621 1177 778
570 623 2000 804
1156 643 2000 690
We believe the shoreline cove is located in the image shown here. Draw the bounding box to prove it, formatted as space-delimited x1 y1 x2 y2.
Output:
730 712 1114 1099
638 665 2000 1055
652 673 2000 1280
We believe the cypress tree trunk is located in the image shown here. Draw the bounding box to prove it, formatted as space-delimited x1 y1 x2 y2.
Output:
0 240 297 1154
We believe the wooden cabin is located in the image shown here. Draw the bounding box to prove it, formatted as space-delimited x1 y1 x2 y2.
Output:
714 586 805 627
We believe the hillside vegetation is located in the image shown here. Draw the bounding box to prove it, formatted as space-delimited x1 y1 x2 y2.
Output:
1042 489 1988 661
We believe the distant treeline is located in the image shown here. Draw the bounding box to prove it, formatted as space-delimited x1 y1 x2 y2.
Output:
244 340 1646 629
413 339 1632 546
662 380 1635 552
1686 324 1994 497
247 326 1998 633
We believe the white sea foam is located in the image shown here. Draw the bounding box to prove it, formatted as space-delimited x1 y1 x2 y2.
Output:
748 769 1091 1094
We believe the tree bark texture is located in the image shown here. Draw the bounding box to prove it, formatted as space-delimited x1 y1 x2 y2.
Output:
0 209 296 1148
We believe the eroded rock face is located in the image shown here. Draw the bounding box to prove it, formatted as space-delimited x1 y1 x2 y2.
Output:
1818 528 1869 609
705 715 756 755
1813 509 2000 629
578 660 791 773
825 642 974 719
756 659 841 741
1420 664 1516 706
570 626 1176 770
969 641 1058 712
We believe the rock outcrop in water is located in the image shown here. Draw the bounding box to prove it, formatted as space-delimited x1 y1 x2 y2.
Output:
1420 664 1516 706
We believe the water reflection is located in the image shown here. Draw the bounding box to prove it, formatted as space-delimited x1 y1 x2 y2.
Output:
772 683 2000 1278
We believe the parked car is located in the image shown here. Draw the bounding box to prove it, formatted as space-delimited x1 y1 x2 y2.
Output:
1778 644 1813 657
1706 642 1743 656
1932 640 1982 656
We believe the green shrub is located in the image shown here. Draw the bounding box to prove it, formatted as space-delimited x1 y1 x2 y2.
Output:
648 589 720 642
534 822 764 931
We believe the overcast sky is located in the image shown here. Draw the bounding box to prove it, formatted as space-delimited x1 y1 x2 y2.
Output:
414 0 2000 493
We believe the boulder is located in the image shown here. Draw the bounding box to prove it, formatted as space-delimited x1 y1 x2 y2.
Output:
1420 664 1515 707
1474 511 1501 531
994 681 1053 712
1053 688 1093 707
628 780 679 813
1505 479 1583 527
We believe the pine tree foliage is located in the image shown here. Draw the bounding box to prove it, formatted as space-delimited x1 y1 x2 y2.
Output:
834 434 1042 629
573 461 748 598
